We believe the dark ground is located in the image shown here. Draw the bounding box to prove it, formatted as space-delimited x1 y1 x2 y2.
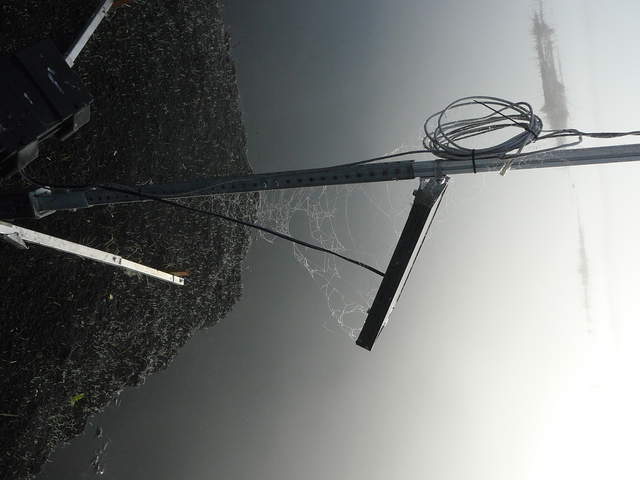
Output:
0 1 256 478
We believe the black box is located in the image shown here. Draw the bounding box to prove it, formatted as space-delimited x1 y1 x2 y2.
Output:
0 40 93 180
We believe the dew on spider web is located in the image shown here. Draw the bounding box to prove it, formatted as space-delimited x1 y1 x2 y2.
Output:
255 180 416 338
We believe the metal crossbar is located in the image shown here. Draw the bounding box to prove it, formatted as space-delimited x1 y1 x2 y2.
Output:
0 221 184 285
8 143 640 219
65 0 114 67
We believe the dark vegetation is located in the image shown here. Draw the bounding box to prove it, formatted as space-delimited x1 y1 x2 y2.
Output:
0 1 256 478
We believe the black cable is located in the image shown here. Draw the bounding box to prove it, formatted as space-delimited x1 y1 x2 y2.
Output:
102 184 386 277
18 169 385 277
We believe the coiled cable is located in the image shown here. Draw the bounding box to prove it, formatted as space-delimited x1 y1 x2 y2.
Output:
423 96 543 161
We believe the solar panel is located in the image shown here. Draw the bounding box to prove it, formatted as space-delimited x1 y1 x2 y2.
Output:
356 177 448 350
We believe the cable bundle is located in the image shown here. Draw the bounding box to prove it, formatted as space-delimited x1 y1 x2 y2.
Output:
421 95 640 164
422 96 543 161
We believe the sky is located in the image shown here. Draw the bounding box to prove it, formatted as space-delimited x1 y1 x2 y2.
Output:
38 1 640 479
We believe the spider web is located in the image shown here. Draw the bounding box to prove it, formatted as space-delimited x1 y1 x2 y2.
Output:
255 179 416 338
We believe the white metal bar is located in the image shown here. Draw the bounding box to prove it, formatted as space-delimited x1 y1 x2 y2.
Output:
65 0 114 67
0 221 184 285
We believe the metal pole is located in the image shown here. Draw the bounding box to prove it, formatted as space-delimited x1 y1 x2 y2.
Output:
4 143 640 219
414 143 640 177
65 0 114 67
29 160 417 216
0 221 185 285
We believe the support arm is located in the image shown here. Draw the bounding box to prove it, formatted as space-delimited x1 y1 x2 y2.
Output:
65 0 115 67
0 221 184 285
3 143 640 221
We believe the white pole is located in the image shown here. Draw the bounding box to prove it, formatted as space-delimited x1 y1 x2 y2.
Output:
0 221 184 286
65 0 114 67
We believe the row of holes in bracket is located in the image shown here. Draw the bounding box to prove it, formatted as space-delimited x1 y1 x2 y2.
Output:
88 168 408 203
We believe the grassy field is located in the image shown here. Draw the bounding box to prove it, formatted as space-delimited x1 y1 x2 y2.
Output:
0 1 256 478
